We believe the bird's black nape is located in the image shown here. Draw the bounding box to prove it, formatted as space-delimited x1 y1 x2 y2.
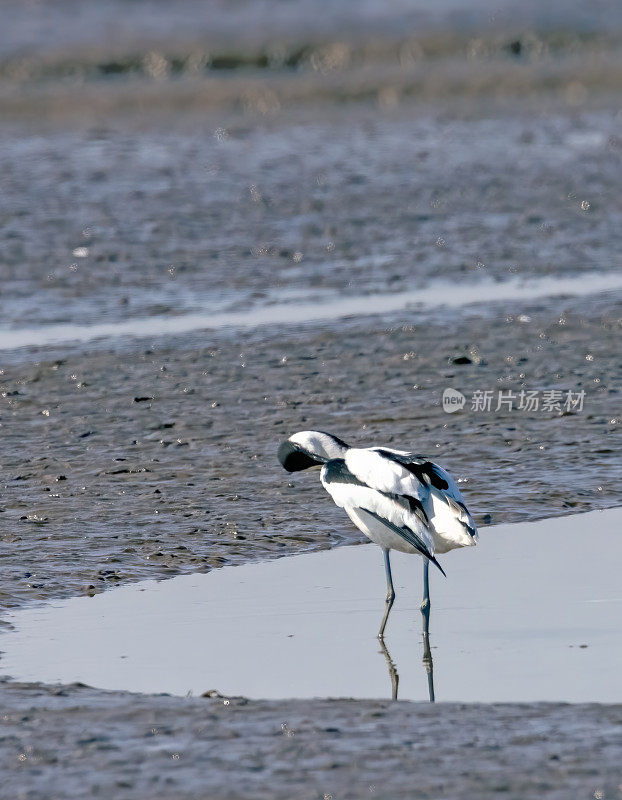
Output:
277 440 324 472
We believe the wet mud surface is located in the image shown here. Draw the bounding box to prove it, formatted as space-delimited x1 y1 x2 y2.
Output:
2 103 622 330
2 679 621 800
2 5 622 794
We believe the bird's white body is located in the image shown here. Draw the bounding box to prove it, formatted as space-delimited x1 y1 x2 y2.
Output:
318 445 477 561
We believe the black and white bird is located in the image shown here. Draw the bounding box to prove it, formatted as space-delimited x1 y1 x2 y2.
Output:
278 430 477 641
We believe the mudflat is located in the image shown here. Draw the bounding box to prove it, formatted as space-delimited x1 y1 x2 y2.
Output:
1 1 622 796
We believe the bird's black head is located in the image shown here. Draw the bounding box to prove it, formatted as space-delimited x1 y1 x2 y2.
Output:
277 430 349 473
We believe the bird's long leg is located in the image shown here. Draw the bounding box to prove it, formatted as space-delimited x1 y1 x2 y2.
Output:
421 557 431 636
421 557 435 703
378 548 395 639
378 636 399 700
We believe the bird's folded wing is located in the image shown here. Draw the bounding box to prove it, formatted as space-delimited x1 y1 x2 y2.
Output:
368 448 477 538
344 448 430 502
320 459 436 555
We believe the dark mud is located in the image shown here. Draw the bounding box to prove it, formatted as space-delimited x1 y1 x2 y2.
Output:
2 678 621 800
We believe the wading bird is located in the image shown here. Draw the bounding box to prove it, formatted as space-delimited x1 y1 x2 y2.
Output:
277 430 477 667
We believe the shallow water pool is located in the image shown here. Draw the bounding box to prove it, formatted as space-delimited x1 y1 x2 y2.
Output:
1 508 620 702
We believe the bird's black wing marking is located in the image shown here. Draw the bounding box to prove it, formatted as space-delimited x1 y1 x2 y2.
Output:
322 459 368 487
374 449 477 539
398 494 430 527
359 509 446 577
374 449 449 491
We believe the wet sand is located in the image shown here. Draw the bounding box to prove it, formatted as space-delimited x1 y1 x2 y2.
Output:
2 678 621 800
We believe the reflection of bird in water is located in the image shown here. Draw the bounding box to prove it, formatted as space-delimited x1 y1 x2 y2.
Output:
379 628 437 702
278 430 478 701
378 637 399 700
